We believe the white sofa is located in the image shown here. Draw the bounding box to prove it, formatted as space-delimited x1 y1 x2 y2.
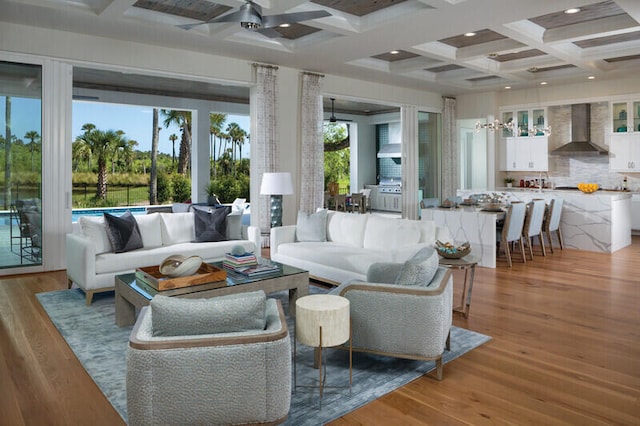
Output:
270 211 449 284
66 212 261 305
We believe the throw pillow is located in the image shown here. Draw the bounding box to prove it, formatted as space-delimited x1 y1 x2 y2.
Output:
226 210 243 240
78 216 112 254
296 209 328 242
394 246 439 286
103 211 144 253
133 213 163 248
151 290 267 336
193 206 230 242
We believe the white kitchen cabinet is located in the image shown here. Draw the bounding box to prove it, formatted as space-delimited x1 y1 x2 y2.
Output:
611 100 640 133
500 136 548 171
609 133 640 171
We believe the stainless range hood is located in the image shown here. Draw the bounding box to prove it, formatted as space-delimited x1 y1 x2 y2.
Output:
377 143 401 158
550 104 608 156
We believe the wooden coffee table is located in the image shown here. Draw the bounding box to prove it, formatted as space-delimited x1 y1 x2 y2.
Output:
115 260 309 326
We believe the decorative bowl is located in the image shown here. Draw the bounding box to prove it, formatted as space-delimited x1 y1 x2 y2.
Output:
435 241 471 259
577 183 599 194
159 255 203 278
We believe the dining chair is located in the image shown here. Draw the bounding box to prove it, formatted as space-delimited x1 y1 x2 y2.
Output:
543 198 564 253
496 201 526 267
335 194 347 212
350 193 366 213
522 199 547 260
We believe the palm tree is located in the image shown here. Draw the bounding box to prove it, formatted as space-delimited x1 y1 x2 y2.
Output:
168 133 178 168
210 113 226 177
226 122 246 177
150 108 159 205
161 109 191 175
75 125 127 199
24 130 40 172
72 139 92 172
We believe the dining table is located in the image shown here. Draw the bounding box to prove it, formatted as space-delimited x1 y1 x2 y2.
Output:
422 205 506 268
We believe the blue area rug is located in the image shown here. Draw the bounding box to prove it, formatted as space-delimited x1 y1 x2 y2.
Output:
37 287 490 425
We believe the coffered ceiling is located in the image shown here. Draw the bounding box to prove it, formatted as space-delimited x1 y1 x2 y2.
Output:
2 0 640 99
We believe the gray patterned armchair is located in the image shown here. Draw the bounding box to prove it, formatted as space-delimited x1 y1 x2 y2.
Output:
126 291 291 425
332 247 453 380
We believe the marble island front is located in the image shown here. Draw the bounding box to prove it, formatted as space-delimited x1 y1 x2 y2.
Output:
423 189 632 268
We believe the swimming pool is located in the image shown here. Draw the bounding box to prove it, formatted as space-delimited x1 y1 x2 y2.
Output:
71 206 147 222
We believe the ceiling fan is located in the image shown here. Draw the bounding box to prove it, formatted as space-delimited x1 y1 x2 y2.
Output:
328 98 352 123
177 0 331 38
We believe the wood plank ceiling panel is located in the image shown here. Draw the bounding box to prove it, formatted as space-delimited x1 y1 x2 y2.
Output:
574 31 640 48
311 0 407 17
372 50 420 62
529 0 625 29
133 0 230 21
439 29 507 49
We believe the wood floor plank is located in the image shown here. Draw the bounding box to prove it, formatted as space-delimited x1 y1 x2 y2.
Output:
1 239 638 425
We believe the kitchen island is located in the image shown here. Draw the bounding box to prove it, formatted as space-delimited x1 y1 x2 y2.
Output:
424 189 632 268
461 188 632 253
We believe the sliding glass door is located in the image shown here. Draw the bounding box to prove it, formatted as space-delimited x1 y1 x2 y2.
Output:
0 61 42 268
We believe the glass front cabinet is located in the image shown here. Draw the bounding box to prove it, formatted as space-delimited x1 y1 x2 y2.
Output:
499 107 549 171
610 100 640 171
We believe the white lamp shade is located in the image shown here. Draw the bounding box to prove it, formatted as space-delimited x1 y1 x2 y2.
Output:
260 172 294 195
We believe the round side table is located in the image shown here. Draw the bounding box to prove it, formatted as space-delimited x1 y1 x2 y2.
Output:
438 255 479 318
294 294 352 406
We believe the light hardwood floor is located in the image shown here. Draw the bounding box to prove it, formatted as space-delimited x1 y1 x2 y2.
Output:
1 237 639 425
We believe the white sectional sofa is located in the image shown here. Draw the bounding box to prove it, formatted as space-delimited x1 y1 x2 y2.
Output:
66 211 261 305
270 210 450 285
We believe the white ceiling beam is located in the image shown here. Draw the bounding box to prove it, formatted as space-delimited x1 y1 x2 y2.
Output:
456 39 526 60
96 0 136 19
388 56 443 73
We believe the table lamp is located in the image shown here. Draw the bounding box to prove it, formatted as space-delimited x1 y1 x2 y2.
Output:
260 172 294 228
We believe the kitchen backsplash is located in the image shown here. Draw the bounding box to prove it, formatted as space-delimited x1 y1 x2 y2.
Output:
503 102 640 192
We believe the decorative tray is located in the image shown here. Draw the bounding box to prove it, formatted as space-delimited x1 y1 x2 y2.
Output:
135 263 227 291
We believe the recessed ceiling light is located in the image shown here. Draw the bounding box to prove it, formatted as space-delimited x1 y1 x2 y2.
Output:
540 81 548 85
464 32 476 37
279 23 291 28
390 50 400 55
504 86 511 89
564 8 580 14
588 75 595 80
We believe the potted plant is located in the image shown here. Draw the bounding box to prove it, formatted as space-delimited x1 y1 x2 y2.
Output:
504 175 515 188
205 181 220 205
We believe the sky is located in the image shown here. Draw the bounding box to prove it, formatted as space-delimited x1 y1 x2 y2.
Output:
2 97 251 157
73 101 251 156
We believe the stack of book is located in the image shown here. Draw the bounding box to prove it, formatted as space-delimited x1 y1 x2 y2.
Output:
223 252 258 272
234 262 279 277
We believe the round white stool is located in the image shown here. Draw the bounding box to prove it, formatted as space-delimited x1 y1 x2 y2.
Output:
294 294 352 406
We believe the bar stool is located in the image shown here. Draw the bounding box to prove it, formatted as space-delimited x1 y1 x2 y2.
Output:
496 201 526 267
522 199 547 259
544 198 565 253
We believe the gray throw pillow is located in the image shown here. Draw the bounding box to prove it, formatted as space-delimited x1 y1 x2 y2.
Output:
296 209 328 242
193 206 230 242
103 211 143 253
226 210 243 240
151 290 267 336
394 246 439 286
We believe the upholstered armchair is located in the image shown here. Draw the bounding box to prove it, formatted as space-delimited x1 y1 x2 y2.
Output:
126 291 291 426
331 247 453 380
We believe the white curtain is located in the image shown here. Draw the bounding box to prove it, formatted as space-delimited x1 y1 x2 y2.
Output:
442 96 458 200
250 64 279 233
299 72 324 213
401 105 418 219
